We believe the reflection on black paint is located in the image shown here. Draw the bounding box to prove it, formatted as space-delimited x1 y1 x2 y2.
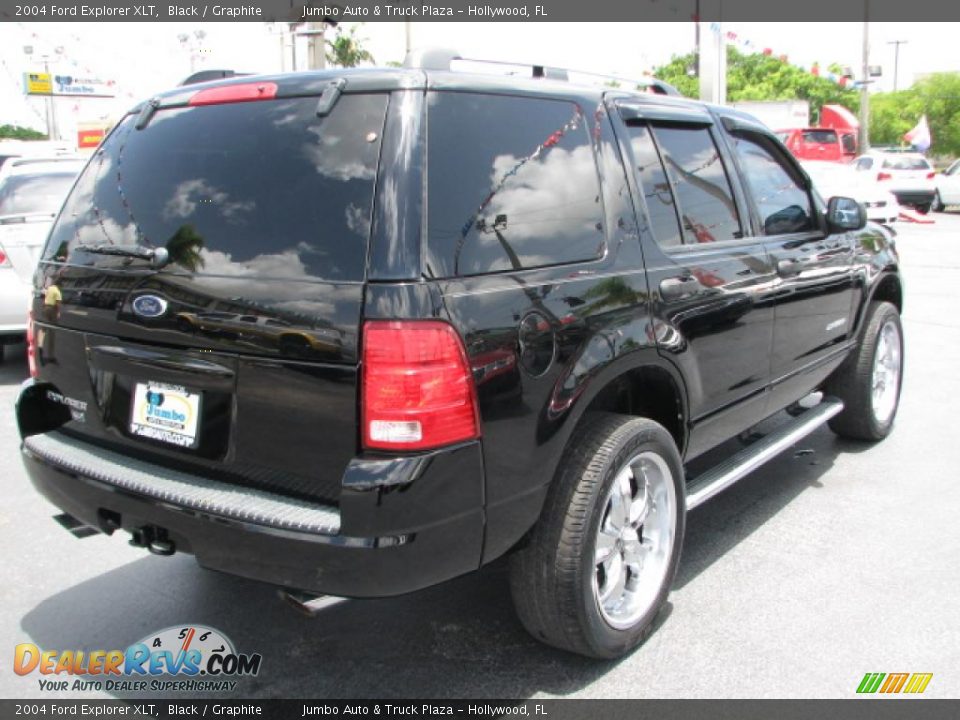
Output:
426 92 605 277
45 94 389 283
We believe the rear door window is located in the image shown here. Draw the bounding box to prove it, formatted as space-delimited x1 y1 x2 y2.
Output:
45 94 388 282
626 124 683 249
650 125 743 244
425 92 605 277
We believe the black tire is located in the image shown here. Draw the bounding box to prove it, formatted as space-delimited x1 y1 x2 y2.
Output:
932 191 945 213
825 301 903 441
509 413 685 658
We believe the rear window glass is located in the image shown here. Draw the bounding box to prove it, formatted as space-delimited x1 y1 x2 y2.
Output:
801 130 838 144
0 173 76 216
425 92 605 278
881 156 931 170
45 94 388 282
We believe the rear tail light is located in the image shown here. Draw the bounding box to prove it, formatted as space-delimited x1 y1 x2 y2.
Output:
877 172 892 181
362 320 480 452
26 311 38 378
926 171 936 180
0 243 9 267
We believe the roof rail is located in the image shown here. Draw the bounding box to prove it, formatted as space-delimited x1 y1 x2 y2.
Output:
402 47 681 96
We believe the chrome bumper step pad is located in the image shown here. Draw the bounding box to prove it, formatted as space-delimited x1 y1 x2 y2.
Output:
23 432 341 534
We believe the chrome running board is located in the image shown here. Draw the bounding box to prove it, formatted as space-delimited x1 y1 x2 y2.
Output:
685 398 844 511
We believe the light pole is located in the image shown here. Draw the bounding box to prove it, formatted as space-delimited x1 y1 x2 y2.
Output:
25 45 59 141
887 39 907 91
858 2 870 154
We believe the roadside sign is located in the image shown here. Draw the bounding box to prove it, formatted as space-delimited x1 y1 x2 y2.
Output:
77 123 108 149
24 71 116 98
23 72 53 95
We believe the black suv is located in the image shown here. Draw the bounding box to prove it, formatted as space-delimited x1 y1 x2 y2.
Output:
17 53 903 659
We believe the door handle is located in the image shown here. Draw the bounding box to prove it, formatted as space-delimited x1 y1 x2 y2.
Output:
777 259 803 277
659 275 701 300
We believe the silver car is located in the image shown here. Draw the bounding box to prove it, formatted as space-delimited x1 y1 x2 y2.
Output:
0 162 81 358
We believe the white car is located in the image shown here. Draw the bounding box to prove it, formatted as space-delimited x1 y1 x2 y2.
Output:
853 150 936 213
802 160 900 225
0 155 86 184
0 163 80 357
933 158 960 211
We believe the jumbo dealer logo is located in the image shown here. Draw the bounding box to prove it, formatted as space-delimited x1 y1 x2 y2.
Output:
14 625 262 692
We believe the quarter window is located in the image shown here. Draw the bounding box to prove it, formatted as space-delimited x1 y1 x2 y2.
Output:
734 135 815 235
426 92 605 277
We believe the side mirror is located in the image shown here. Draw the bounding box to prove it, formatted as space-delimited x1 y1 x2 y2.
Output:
826 196 866 232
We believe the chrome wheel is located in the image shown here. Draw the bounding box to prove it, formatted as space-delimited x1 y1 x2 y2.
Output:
871 319 902 426
593 451 677 629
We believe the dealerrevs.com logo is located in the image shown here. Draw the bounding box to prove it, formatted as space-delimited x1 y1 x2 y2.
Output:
14 625 262 693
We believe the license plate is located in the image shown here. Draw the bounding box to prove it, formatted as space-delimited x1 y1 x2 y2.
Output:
130 382 201 448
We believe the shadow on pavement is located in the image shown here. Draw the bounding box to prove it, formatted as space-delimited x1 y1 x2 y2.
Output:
677 415 874 589
21 554 624 699
1 342 28 385
18 409 875 699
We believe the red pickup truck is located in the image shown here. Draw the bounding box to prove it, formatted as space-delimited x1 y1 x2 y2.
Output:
776 105 859 163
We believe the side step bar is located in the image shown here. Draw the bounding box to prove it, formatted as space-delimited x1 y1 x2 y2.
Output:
685 398 844 511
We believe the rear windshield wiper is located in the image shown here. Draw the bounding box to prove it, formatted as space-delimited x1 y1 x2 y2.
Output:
75 243 170 268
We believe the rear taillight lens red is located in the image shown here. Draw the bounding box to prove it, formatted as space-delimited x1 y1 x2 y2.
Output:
0 245 9 267
26 310 38 378
188 82 278 107
926 171 936 180
877 172 892 181
362 320 480 452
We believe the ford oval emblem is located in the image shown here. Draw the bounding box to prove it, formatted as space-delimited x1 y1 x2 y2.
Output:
132 294 168 319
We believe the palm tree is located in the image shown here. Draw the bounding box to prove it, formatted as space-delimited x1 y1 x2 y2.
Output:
325 25 375 68
165 224 206 273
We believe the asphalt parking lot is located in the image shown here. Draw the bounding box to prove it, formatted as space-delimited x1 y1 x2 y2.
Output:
2 215 959 700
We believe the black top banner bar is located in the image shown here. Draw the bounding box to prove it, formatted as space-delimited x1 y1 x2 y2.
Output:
2 0 960 22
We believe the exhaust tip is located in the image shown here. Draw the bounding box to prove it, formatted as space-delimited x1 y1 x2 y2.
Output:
278 589 348 617
53 513 99 539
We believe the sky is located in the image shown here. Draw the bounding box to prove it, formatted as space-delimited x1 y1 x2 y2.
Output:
2 20 958 141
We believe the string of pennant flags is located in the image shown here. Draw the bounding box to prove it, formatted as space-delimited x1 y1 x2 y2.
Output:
9 17 860 109
707 22 853 88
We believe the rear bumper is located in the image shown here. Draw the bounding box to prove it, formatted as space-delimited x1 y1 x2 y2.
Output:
891 190 935 207
20 420 485 599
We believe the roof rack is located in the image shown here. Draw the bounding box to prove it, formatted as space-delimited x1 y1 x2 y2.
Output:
403 48 681 96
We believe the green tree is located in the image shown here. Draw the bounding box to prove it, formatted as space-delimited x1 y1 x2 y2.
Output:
654 47 858 120
0 124 47 141
325 24 375 68
870 73 960 156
